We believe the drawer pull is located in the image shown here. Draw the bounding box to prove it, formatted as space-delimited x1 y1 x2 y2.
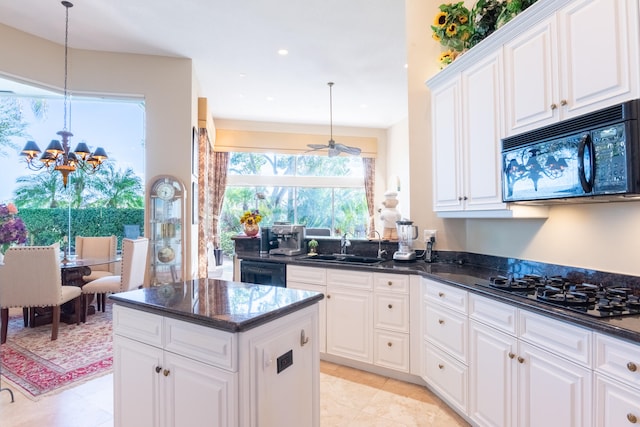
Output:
508 352 515 359
438 363 444 369
155 366 162 374
438 292 445 297
327 294 331 299
627 413 638 423
387 342 393 347
388 304 393 309
517 357 525 364
388 281 393 286
163 369 170 377
550 103 557 110
438 319 444 324
300 329 309 347
560 99 567 106
627 362 638 372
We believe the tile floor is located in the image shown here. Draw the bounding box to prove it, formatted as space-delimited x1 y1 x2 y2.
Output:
1 360 468 426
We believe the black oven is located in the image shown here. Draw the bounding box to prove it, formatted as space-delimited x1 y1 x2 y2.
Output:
240 260 286 287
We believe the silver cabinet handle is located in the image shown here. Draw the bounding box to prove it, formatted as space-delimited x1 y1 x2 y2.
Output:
300 329 309 347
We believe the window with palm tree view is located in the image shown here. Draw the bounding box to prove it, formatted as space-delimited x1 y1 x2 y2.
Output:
0 92 145 253
220 152 368 254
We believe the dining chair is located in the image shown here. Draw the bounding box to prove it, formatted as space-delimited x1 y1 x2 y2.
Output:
81 237 149 319
0 244 81 344
75 235 118 282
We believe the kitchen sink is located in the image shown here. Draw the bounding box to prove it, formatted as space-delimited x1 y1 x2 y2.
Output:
299 254 385 265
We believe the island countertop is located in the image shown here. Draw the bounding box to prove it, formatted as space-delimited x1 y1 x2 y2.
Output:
109 278 324 332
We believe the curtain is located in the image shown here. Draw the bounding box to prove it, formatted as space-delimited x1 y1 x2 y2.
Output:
210 151 229 251
362 157 376 238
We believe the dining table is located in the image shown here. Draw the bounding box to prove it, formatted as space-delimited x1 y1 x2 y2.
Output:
28 256 121 327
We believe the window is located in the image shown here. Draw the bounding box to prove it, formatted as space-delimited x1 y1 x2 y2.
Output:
221 152 369 249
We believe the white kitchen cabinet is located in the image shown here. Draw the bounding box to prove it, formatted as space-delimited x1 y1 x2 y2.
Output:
113 307 237 427
326 269 373 363
287 265 327 353
594 333 640 426
504 0 639 136
373 273 410 372
468 293 593 427
432 52 504 213
113 303 319 427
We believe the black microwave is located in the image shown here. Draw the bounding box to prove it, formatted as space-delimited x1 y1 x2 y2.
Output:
502 99 640 203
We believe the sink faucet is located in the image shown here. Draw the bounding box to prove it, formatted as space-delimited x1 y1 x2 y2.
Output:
340 233 351 255
372 230 386 258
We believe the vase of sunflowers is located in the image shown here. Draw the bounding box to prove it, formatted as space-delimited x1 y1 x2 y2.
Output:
240 209 262 237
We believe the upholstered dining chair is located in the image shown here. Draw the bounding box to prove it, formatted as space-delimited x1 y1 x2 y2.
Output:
0 244 82 344
75 235 118 282
81 237 149 319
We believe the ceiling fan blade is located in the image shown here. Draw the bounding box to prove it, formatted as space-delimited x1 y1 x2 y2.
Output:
307 144 328 150
334 143 362 156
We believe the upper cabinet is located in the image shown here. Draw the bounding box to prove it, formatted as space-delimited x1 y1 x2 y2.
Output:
504 0 640 136
427 0 639 217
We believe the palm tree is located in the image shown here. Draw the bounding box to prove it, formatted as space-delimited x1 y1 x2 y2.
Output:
0 98 28 157
13 172 63 208
90 162 143 208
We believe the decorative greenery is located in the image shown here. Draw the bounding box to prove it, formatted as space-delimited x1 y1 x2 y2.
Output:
239 209 262 226
431 2 473 53
432 0 539 67
0 202 27 253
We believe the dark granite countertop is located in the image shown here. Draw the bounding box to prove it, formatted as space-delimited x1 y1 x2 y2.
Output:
237 252 640 344
109 278 324 332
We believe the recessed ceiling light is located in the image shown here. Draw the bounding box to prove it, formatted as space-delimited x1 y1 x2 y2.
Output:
266 96 274 101
277 49 289 56
360 104 368 109
239 73 247 78
404 63 408 69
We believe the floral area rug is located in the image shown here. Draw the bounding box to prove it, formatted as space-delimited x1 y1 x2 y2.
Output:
0 301 113 400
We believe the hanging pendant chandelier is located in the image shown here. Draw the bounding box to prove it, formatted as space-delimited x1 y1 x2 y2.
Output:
20 1 107 188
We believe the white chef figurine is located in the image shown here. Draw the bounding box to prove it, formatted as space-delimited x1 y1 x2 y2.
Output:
378 190 401 240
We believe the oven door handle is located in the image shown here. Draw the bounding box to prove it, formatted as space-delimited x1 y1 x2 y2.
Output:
242 265 278 275
578 133 595 193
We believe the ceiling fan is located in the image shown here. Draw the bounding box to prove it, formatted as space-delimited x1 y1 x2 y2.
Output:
307 82 362 157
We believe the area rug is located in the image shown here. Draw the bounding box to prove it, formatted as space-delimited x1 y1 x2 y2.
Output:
0 301 113 400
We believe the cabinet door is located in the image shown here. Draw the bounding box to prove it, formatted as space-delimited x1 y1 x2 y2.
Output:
461 52 505 211
518 342 592 427
432 77 464 211
595 374 640 427
113 335 162 427
326 285 372 363
504 16 559 135
469 321 517 427
163 352 237 427
288 281 326 353
559 0 639 119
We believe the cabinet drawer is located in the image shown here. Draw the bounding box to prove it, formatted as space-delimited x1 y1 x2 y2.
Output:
164 317 236 371
595 333 640 388
595 373 640 427
424 279 468 313
374 273 409 293
287 265 326 285
519 310 592 367
469 293 518 335
425 303 468 363
374 292 409 332
423 341 468 414
326 269 373 290
113 305 163 347
374 330 409 372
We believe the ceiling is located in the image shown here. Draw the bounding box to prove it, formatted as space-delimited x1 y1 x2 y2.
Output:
0 0 408 129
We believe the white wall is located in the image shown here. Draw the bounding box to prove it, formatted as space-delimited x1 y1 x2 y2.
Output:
405 0 640 275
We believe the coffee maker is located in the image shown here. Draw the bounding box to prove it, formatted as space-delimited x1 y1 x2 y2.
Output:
260 227 279 255
269 223 306 256
393 219 418 261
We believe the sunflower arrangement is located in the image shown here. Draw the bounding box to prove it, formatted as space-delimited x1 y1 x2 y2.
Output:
239 209 262 226
431 2 473 54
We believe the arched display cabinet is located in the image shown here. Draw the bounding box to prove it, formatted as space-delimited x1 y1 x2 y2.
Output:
148 175 185 285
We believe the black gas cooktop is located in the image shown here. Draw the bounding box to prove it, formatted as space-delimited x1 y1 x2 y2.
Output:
483 274 640 318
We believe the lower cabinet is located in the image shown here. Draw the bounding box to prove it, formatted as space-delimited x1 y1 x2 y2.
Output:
468 293 593 427
113 303 319 427
287 266 327 353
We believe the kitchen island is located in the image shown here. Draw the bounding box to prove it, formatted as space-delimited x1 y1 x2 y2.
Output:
109 278 324 427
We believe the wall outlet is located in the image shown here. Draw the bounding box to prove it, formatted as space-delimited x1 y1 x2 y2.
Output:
424 229 437 242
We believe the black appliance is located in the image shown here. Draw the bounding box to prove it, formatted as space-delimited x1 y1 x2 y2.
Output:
502 99 640 203
240 260 286 287
486 274 640 318
260 227 279 255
